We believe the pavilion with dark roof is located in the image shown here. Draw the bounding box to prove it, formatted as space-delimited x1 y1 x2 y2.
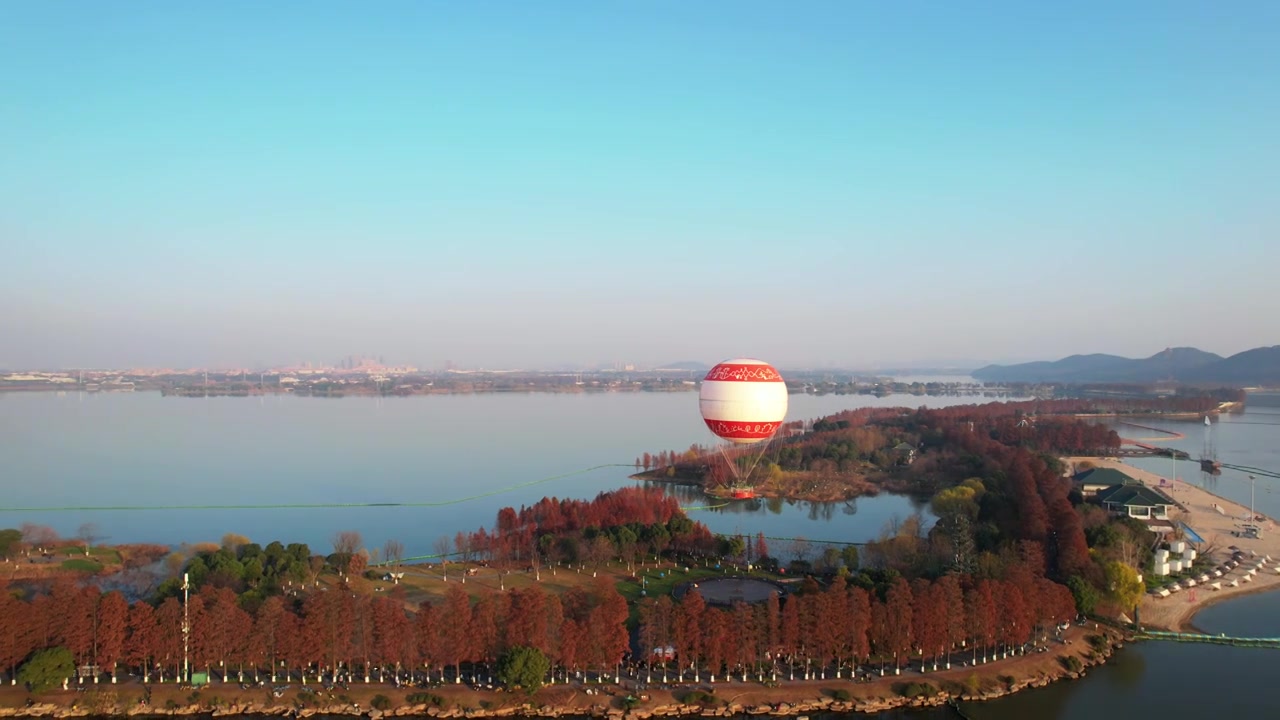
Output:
1094 481 1182 520
1072 467 1139 497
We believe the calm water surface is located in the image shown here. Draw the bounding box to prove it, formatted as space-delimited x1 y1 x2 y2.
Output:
1100 393 1280 521
949 595 1280 720
0 385 1007 554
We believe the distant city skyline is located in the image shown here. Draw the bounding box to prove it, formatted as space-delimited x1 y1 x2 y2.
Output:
3 3 1277 370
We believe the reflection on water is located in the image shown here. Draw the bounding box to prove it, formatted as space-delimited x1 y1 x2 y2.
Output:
1104 644 1147 692
649 481 933 547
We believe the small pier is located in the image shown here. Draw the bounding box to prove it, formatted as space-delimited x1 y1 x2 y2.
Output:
1115 445 1191 460
1137 630 1280 649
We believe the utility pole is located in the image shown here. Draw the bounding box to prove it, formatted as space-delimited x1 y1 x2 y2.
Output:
182 573 190 684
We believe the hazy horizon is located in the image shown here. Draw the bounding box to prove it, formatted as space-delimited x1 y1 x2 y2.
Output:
3 3 1277 370
0 344 1274 374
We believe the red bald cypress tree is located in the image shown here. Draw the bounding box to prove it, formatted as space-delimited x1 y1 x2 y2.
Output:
124 600 157 681
153 597 183 680
847 586 871 669
96 591 129 682
910 579 944 671
884 578 914 675
934 574 966 669
439 585 473 683
415 601 440 681
588 578 630 679
702 607 730 682
248 597 280 681
732 600 757 681
468 591 502 675
0 594 34 684
674 589 705 681
779 594 801 679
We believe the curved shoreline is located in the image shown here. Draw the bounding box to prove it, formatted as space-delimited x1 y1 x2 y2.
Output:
1063 457 1280 632
1180 579 1280 634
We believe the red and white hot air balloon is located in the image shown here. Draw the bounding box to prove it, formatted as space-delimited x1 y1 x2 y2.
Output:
699 358 788 445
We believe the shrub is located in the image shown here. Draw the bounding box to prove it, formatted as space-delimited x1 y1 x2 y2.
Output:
80 686 117 712
680 690 715 705
407 692 444 707
1060 655 1084 673
1087 634 1108 652
894 682 937 699
830 689 851 702
371 695 391 711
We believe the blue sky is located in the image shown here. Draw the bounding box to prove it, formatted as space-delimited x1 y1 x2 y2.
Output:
2 2 1277 370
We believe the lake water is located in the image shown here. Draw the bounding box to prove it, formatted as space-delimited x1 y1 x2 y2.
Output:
4 384 1278 718
0 385 1008 555
944 594 1280 720
1099 394 1280 521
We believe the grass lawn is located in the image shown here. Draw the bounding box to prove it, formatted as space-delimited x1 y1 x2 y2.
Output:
335 558 788 613
54 545 122 563
354 561 652 607
62 558 104 573
89 546 123 563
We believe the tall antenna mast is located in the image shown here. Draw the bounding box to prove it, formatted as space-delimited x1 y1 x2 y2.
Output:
182 572 190 683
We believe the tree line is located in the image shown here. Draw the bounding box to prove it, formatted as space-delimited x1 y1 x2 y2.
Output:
0 564 1078 690
0 577 630 688
452 488 718 568
638 570 1076 682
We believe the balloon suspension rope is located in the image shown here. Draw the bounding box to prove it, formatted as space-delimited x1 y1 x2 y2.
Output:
716 441 770 488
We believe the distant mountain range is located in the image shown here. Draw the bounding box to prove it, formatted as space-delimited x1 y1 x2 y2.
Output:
972 346 1280 385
